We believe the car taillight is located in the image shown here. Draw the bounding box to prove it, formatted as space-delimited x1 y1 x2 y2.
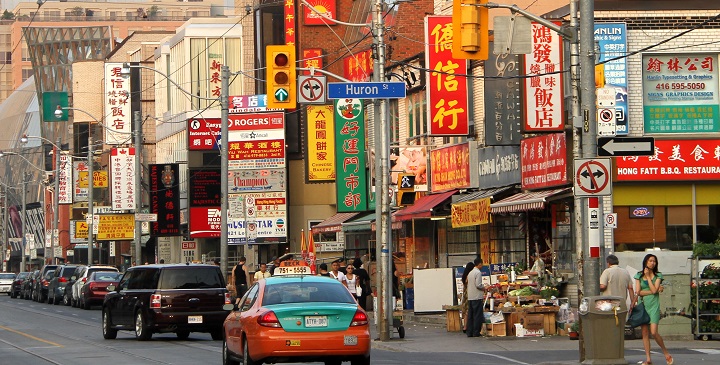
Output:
82 278 87 283
258 311 282 328
350 310 368 326
59 277 67 283
42 280 48 286
150 294 161 309
224 292 231 305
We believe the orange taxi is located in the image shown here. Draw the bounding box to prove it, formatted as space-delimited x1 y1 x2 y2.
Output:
222 260 371 365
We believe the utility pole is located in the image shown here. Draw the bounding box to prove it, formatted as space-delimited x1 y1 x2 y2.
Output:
220 65 230 281
134 110 143 267
21 172 27 271
50 138 60 264
87 133 94 265
2 184 6 271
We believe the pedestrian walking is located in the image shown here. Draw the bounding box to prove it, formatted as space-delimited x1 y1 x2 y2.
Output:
600 254 634 306
253 263 271 282
232 257 251 303
352 258 370 310
634 254 673 365
465 257 486 338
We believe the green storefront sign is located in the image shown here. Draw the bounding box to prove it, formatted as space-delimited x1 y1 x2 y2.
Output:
334 98 367 212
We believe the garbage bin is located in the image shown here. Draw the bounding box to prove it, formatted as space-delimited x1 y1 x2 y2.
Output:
580 295 628 365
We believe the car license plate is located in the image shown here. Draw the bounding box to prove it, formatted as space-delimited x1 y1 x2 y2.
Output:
344 335 358 346
304 316 327 327
188 315 203 324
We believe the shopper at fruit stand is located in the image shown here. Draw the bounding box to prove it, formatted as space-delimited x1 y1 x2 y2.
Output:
460 261 475 333
600 254 634 307
634 254 673 365
465 257 487 338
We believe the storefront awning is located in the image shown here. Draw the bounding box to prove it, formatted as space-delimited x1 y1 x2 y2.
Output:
342 212 375 232
490 187 572 214
394 190 458 221
452 186 514 204
311 212 360 234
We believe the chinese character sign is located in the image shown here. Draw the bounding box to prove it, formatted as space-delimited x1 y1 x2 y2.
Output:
594 23 629 135
334 98 367 212
58 154 73 204
109 148 135 211
484 44 521 145
208 57 223 99
425 16 469 136
73 160 88 202
523 22 564 132
149 164 181 236
343 49 372 82
303 0 336 25
104 63 131 145
642 53 719 133
616 139 720 181
521 133 568 189
430 142 473 192
302 49 324 75
307 105 336 181
285 0 296 46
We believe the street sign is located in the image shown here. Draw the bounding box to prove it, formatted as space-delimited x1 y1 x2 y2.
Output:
298 75 326 104
596 86 616 107
597 108 616 137
135 213 158 222
327 82 406 99
597 137 655 156
604 213 617 228
574 158 612 196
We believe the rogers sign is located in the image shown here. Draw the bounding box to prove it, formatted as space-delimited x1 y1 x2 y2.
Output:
228 112 284 131
187 112 285 151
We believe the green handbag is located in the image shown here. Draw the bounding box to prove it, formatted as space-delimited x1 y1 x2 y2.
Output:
627 299 650 328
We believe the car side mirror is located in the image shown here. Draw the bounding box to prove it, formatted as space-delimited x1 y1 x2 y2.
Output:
106 285 116 292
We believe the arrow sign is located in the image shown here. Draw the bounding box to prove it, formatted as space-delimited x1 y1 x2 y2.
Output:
597 137 655 157
274 88 288 102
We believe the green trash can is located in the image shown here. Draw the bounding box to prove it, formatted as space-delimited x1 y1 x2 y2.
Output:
580 295 628 365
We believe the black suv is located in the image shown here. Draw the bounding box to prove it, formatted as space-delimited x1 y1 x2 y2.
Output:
47 265 79 305
22 270 40 300
34 264 59 302
10 272 31 298
102 264 230 341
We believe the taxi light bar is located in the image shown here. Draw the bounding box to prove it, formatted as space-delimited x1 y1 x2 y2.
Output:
350 310 368 326
258 311 282 328
150 294 161 309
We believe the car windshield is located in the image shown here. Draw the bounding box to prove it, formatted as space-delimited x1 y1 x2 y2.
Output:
17 273 29 279
263 281 356 305
92 272 122 281
0 273 15 279
61 268 77 278
158 267 224 289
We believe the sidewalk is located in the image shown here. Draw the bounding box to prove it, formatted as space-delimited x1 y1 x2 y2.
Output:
368 310 720 364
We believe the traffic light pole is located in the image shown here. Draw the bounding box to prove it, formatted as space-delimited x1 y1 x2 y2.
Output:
134 110 143 268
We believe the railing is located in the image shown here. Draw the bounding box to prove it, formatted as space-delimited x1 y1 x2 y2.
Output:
12 15 220 22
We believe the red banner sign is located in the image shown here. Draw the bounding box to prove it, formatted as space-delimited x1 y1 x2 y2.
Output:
228 112 284 130
302 48 324 75
616 139 720 181
425 16 469 136
523 22 564 132
303 0 336 25
521 133 568 189
189 207 221 238
285 0 296 46
430 143 471 192
343 49 372 82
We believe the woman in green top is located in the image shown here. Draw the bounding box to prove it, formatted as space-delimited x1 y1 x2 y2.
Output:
633 254 673 365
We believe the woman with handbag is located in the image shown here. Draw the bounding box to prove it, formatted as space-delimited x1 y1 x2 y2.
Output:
633 254 673 365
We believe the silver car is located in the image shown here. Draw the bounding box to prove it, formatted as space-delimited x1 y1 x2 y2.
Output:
0 273 16 294
71 265 118 307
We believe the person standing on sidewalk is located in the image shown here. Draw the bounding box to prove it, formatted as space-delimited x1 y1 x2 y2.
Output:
466 257 486 338
460 262 475 333
634 254 673 365
600 254 634 308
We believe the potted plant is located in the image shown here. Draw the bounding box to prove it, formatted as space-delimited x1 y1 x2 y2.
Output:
568 322 580 340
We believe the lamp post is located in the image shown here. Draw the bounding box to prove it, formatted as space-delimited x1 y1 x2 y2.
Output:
56 107 98 265
20 134 62 264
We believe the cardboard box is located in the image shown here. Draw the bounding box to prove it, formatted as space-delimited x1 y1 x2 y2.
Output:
484 322 507 337
524 313 544 330
514 324 545 337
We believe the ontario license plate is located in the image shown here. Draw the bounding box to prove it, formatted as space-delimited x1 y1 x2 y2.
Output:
304 315 327 327
188 315 203 324
344 335 358 346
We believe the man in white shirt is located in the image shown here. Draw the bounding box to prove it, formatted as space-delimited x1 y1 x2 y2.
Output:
466 257 486 337
329 260 348 287
600 254 634 308
254 263 272 282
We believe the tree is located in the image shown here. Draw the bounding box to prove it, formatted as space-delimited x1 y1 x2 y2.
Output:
148 5 160 19
1 10 15 20
70 7 85 17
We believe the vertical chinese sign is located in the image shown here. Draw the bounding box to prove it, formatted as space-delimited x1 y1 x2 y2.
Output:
73 160 88 202
209 58 223 98
642 53 719 133
343 49 372 82
285 0 296 45
306 105 336 181
334 98 367 212
109 147 135 211
484 44 521 145
149 164 181 236
523 22 564 132
425 16 469 136
104 63 131 145
58 154 73 204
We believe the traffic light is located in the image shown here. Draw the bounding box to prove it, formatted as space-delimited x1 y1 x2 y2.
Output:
266 45 296 109
397 174 418 206
452 0 489 60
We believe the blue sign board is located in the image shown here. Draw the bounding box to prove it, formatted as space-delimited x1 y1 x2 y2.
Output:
328 82 406 99
594 23 628 135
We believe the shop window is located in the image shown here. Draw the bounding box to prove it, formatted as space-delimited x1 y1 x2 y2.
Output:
490 215 526 267
437 218 479 268
551 202 574 273
21 68 33 81
406 92 427 142
667 206 709 225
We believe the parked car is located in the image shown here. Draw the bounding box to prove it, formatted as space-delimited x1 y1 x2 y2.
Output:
222 272 371 365
71 265 118 308
34 264 59 302
36 270 56 303
48 265 79 305
61 265 86 306
21 270 40 300
102 264 230 341
78 271 122 309
0 273 16 295
10 271 31 298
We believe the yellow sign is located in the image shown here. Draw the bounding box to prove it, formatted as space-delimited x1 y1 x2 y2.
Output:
74 214 134 240
306 105 336 181
451 197 491 228
78 170 109 188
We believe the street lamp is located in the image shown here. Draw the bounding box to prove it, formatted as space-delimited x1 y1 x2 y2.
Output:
20 134 62 264
55 106 98 265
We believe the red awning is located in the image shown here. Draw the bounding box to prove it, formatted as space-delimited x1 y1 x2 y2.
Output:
490 188 572 214
393 190 457 222
311 212 360 234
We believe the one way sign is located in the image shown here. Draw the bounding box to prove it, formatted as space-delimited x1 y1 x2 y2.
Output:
597 137 655 157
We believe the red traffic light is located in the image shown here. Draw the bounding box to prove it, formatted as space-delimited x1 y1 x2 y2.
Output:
274 53 289 67
274 71 289 85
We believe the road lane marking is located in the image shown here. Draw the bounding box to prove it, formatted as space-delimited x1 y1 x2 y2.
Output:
467 352 530 364
0 325 63 347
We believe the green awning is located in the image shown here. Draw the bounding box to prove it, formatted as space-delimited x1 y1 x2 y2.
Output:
342 212 376 232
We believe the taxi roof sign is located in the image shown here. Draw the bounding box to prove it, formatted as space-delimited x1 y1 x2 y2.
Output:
274 260 312 276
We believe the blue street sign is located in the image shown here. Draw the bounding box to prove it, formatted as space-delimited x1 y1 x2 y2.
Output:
327 82 406 99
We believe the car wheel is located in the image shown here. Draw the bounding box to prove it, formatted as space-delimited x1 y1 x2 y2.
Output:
350 356 370 365
134 310 152 341
223 338 240 365
63 292 71 306
102 308 118 339
211 330 223 341
176 331 190 340
79 296 85 309
71 296 76 307
243 338 258 365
